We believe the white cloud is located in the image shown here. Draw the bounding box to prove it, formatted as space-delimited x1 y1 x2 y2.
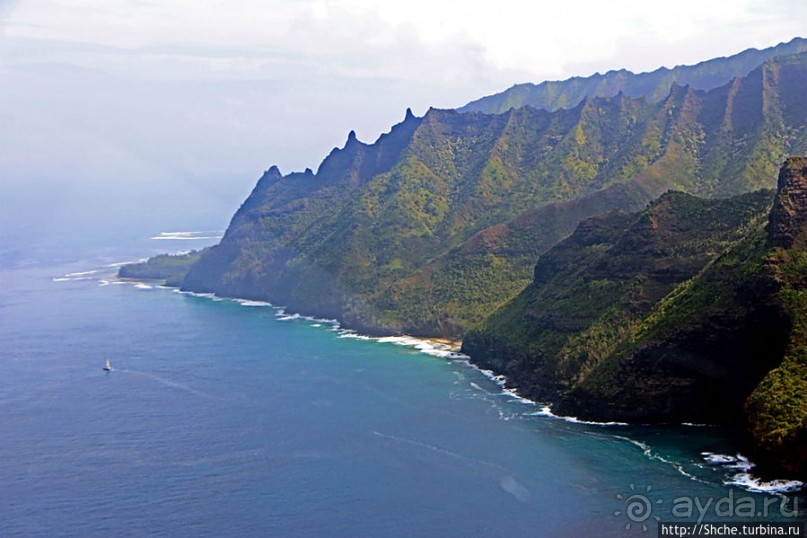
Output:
4 0 803 82
0 0 804 182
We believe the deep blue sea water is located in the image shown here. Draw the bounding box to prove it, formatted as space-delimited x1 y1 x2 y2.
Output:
1 200 805 537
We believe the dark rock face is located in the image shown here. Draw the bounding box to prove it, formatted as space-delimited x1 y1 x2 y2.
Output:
462 189 775 406
770 156 807 249
556 286 790 426
464 158 807 478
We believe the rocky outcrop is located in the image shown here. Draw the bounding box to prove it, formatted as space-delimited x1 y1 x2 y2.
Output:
770 156 807 249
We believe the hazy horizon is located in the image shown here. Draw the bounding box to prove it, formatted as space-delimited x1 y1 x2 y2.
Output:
2 1 806 248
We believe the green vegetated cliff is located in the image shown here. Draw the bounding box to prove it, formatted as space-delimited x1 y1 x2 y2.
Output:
463 158 807 477
460 37 807 114
178 52 807 338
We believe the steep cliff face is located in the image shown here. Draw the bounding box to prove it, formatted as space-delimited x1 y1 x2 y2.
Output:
463 158 807 478
553 222 788 424
179 54 807 338
770 157 807 249
461 190 776 405
745 157 807 477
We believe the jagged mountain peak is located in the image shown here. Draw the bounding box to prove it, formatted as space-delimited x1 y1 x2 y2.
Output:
179 52 807 338
460 37 807 114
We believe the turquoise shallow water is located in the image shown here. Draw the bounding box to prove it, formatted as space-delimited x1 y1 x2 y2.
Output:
1 223 804 537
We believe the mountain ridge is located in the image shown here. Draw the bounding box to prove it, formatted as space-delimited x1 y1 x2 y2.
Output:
460 37 807 114
177 52 807 337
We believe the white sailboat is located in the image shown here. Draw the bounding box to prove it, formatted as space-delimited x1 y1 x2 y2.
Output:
103 359 112 371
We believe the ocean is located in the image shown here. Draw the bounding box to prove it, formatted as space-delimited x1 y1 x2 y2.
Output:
1 192 804 537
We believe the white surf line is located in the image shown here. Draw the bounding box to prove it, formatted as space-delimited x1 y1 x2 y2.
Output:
141 285 469 365
53 270 104 282
150 236 223 240
233 299 273 307
130 280 633 428
54 256 153 283
124 280 796 491
217 309 790 491
701 452 804 493
460 360 710 433
458 362 546 409
150 231 224 240
104 258 150 268
724 473 804 494
64 269 102 277
54 267 117 282
375 335 464 359
151 288 518 425
608 434 710 484
524 405 629 427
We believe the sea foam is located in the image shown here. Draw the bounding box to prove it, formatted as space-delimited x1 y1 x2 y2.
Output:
701 452 804 493
338 332 372 340
233 299 272 307
151 231 223 241
527 406 629 426
376 336 461 359
53 269 105 282
104 258 149 267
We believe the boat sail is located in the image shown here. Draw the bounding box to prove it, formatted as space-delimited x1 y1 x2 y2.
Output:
103 359 111 371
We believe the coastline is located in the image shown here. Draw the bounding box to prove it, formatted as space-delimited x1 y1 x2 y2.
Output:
79 265 807 494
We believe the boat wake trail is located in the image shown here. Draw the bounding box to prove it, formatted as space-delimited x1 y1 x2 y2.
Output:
371 431 531 502
113 369 217 400
371 430 504 472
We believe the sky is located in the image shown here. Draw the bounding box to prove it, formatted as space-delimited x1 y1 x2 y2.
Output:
1 0 806 226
